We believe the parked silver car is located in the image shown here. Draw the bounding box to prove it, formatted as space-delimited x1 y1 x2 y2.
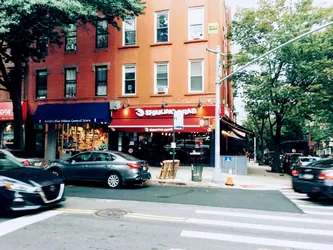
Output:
45 150 151 188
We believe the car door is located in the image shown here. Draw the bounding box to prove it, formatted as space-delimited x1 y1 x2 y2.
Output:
67 151 94 180
83 152 115 181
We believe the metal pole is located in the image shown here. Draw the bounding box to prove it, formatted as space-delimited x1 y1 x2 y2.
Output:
172 111 175 169
254 136 257 162
213 46 222 182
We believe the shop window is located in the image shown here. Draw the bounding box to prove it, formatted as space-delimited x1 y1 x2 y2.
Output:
95 66 108 96
64 68 77 97
72 152 93 162
188 7 204 40
123 17 136 46
155 11 169 43
36 69 48 99
123 65 136 95
155 62 169 94
65 24 77 52
96 20 108 49
189 60 204 92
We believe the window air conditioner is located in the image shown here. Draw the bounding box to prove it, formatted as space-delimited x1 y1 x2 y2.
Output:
157 86 167 94
66 43 76 51
110 100 121 110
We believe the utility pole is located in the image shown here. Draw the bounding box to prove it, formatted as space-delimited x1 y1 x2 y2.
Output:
206 46 226 182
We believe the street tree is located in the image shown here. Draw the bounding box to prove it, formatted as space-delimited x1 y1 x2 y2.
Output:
231 0 333 171
0 0 145 149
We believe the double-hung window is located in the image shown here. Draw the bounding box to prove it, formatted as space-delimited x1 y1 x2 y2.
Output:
189 60 204 92
65 24 77 52
123 17 136 46
36 70 48 99
155 63 168 93
188 7 204 40
95 66 108 96
64 68 77 97
155 12 169 43
96 20 108 49
123 65 136 95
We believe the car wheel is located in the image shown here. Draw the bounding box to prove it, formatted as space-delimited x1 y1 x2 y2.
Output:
307 193 319 200
106 173 122 188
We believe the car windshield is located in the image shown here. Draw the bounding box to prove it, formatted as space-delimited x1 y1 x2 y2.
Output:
306 158 333 169
0 152 23 170
113 151 139 161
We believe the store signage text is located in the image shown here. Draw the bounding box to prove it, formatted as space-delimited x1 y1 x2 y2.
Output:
145 128 173 132
0 109 11 116
43 119 92 124
135 108 197 117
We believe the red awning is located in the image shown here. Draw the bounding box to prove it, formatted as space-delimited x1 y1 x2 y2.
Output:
0 102 28 121
109 118 211 133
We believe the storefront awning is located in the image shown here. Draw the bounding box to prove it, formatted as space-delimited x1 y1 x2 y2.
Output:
221 117 255 139
32 103 111 124
0 102 28 121
109 117 211 133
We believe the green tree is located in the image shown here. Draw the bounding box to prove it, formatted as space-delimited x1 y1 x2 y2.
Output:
231 0 333 171
0 0 145 149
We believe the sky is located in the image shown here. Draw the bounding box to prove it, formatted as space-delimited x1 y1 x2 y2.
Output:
225 0 331 124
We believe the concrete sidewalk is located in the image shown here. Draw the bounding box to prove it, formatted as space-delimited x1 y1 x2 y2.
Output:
147 161 292 190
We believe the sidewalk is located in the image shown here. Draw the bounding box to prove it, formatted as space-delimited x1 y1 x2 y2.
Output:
147 161 292 190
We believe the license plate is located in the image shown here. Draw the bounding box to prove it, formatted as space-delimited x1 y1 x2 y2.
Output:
143 167 146 171
301 174 314 180
34 162 42 166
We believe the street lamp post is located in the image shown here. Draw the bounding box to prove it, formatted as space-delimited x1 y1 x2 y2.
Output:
206 46 226 182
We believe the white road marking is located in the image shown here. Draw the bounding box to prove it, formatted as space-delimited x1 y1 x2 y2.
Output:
0 210 63 237
186 218 333 236
195 210 333 225
180 230 333 250
299 205 333 210
302 210 333 216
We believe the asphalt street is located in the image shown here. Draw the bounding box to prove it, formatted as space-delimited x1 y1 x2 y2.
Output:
1 196 333 250
64 184 302 213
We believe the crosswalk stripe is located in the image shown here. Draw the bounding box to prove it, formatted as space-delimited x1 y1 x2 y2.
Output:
303 210 333 216
180 230 333 250
186 218 333 236
196 210 333 225
299 205 333 210
284 194 308 198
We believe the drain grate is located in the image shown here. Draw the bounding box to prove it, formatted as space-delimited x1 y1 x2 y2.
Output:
95 209 128 218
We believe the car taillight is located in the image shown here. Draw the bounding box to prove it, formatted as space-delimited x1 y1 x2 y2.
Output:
318 172 333 180
291 169 299 176
127 163 141 169
22 160 30 166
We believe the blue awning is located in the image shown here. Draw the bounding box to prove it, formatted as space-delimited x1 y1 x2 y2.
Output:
32 102 111 124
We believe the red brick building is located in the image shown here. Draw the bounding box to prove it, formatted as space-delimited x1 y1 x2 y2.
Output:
26 0 244 164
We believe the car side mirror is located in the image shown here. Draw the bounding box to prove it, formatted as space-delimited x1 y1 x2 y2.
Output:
71 159 76 164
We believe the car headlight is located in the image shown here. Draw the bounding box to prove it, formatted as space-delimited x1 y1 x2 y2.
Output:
0 178 41 193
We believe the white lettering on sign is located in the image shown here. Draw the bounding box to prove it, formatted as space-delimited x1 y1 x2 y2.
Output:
0 109 11 116
135 108 197 117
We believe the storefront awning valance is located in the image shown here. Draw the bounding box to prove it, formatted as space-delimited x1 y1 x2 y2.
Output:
32 103 111 124
109 117 211 133
221 117 255 139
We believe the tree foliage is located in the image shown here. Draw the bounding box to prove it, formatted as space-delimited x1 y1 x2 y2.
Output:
0 0 145 149
231 0 333 171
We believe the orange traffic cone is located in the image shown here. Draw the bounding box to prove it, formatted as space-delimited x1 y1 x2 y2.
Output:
225 168 234 186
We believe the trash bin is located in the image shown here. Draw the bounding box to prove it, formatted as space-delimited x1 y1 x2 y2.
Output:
191 164 203 182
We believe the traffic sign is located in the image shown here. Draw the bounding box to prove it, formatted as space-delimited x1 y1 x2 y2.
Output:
174 110 184 130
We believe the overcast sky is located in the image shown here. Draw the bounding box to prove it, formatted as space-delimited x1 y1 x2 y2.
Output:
225 0 331 124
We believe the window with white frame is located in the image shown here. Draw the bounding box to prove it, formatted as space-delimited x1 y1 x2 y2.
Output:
188 7 204 40
123 17 136 46
64 68 77 97
189 60 204 92
123 65 136 95
155 63 168 93
155 12 169 43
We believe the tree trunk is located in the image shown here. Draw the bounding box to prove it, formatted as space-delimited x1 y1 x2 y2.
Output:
272 115 282 172
10 61 24 150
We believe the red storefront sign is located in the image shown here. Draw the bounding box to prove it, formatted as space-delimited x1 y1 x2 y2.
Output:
0 102 28 121
110 105 224 132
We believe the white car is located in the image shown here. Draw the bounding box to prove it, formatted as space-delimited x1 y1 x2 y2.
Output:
297 156 320 167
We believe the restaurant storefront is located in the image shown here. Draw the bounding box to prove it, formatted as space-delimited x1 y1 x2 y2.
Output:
32 102 111 160
109 105 220 166
0 102 28 149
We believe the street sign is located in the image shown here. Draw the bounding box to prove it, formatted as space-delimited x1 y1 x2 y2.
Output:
174 110 184 130
208 22 218 34
224 156 232 162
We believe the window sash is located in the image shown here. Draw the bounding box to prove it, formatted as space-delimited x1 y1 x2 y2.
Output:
155 12 169 42
188 7 204 40
125 30 136 45
96 20 108 48
36 70 47 98
155 63 168 88
124 66 136 94
95 66 108 96
190 61 203 92
65 69 77 97
65 24 77 51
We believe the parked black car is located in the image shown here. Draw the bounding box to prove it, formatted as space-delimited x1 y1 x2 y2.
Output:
292 158 333 199
0 152 65 212
281 153 303 174
46 150 151 188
